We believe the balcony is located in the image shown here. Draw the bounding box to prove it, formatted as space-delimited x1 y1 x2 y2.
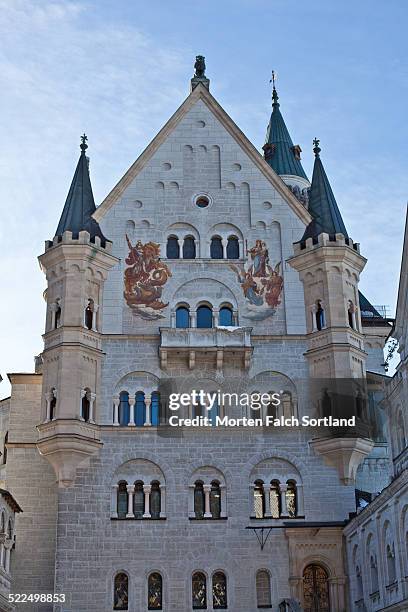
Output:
159 326 253 371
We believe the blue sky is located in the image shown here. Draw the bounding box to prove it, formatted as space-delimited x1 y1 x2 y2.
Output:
0 0 407 397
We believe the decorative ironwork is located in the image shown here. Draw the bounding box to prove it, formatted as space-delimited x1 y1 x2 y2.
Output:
270 481 280 518
148 572 163 610
114 572 128 610
192 572 207 609
212 572 227 609
246 526 273 551
303 564 330 612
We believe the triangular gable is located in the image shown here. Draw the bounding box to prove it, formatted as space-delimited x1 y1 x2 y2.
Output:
93 83 312 226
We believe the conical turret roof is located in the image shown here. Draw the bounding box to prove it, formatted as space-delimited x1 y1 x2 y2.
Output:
55 135 107 244
263 86 308 180
301 139 348 241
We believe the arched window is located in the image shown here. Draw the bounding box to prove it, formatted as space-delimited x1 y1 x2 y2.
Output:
150 481 161 519
81 390 90 422
209 399 219 426
151 391 160 426
134 481 144 518
135 391 146 427
286 480 297 518
348 300 356 329
192 572 207 609
113 572 129 610
256 570 272 608
210 236 223 259
355 565 363 600
166 236 179 259
212 571 227 609
194 481 205 519
226 236 239 259
316 300 325 331
303 565 330 612
148 572 163 610
2 432 8 465
266 398 277 420
54 300 61 329
183 236 196 259
219 306 233 327
176 306 190 328
197 305 213 329
85 299 94 330
397 410 406 454
270 480 280 518
386 543 396 584
254 480 265 518
117 482 128 519
49 389 57 421
119 391 130 427
210 481 221 519
370 555 379 593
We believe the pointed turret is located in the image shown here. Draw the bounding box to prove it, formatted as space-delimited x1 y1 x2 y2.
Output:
55 135 107 244
301 139 348 242
263 82 308 182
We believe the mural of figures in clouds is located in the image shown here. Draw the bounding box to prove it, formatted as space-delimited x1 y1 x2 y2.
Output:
124 235 172 320
230 240 283 320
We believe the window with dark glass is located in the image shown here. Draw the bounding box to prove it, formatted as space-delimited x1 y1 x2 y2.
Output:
196 195 210 208
316 301 325 330
183 236 196 259
270 480 280 518
210 481 221 518
194 481 205 519
2 433 7 465
54 302 61 329
286 480 297 517
135 391 146 427
81 392 90 422
134 481 144 518
150 481 161 519
387 544 396 583
226 236 239 259
370 555 379 593
209 399 219 426
254 481 265 518
256 570 272 608
192 572 207 609
119 391 130 426
113 572 129 610
166 236 180 259
176 306 190 328
197 305 213 328
210 236 223 259
148 572 163 610
50 390 57 421
117 482 128 519
151 391 160 426
348 301 355 329
212 572 227 609
219 306 233 326
85 299 94 330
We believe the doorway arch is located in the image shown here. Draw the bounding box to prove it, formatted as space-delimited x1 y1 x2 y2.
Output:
303 564 330 612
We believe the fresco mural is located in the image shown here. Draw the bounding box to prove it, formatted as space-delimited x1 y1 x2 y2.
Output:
124 235 172 320
229 240 283 320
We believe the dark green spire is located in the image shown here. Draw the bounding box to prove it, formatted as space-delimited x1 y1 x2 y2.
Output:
55 135 107 244
263 83 308 180
300 139 348 241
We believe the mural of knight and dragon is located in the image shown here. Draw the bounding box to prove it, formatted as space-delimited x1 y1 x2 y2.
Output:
230 239 283 320
124 235 172 320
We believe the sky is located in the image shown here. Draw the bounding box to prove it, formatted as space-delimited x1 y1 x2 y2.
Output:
0 0 407 398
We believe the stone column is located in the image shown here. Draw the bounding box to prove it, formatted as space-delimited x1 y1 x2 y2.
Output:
45 393 51 422
159 484 166 518
188 484 195 518
92 304 99 331
249 484 256 518
0 545 4 570
213 309 219 326
191 311 197 327
280 484 288 517
203 484 212 518
89 392 96 424
194 238 199 258
220 484 227 518
113 396 120 426
128 397 135 427
144 395 152 426
177 238 183 258
296 484 304 516
79 389 86 421
233 309 238 326
264 484 272 518
143 484 152 518
238 239 243 258
170 311 176 328
221 237 227 259
311 304 317 331
126 485 134 518
5 546 10 574
111 484 119 518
